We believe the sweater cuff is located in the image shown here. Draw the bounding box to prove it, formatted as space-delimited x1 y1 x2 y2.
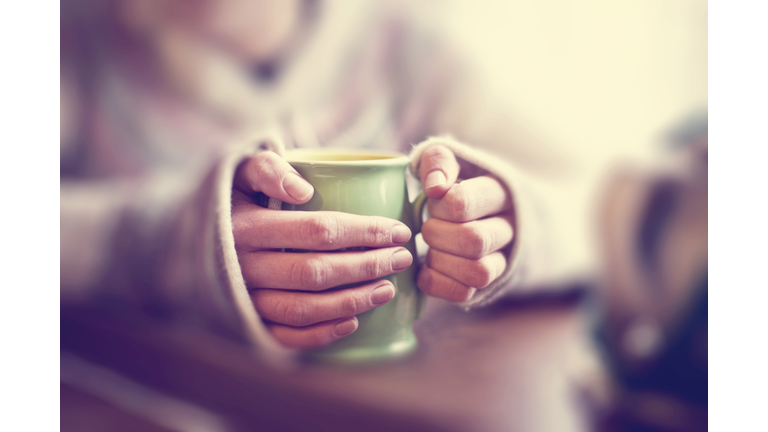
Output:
212 131 293 357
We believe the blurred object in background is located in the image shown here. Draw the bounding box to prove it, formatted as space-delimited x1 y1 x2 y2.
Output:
594 112 707 432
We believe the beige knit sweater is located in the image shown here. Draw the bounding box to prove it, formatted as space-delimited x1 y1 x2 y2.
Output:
61 1 596 357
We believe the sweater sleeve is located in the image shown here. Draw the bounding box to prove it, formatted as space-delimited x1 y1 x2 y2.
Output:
61 130 292 356
205 132 292 355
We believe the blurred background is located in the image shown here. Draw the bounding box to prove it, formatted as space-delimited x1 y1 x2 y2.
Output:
444 0 706 166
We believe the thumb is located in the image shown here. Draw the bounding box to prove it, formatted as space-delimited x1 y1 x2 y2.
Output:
234 151 314 205
418 144 460 199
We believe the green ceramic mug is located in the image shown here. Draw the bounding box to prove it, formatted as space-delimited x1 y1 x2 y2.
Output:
282 148 427 363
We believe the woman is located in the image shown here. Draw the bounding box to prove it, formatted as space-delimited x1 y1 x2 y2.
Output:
61 0 583 352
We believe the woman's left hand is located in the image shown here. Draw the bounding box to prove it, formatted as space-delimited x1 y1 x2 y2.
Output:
416 144 515 302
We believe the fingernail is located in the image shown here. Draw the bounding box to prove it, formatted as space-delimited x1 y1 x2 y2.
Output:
333 318 358 337
425 170 446 190
283 172 314 201
391 249 413 271
391 225 412 244
371 283 396 305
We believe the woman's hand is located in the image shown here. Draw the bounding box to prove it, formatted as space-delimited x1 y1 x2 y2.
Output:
416 145 514 302
232 152 413 349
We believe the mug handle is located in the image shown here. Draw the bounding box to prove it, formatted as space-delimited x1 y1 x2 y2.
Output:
411 192 428 234
410 191 429 320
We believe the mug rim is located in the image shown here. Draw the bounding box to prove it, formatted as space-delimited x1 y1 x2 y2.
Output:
284 148 409 166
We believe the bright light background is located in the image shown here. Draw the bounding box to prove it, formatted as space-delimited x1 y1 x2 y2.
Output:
441 0 707 166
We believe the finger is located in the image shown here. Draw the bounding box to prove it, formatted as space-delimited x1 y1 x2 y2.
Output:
421 216 514 259
417 267 476 302
427 175 513 223
266 317 359 349
234 151 314 205
426 249 506 289
232 209 412 252
250 280 396 327
240 247 413 291
418 144 461 199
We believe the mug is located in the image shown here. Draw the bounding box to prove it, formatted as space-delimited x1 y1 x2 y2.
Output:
282 148 427 362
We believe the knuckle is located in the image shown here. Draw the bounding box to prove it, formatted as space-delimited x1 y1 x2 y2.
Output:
252 152 281 186
445 184 472 221
461 224 488 258
275 296 309 327
293 257 329 289
252 151 270 165
366 217 389 244
364 254 386 280
306 215 341 249
423 145 450 165
341 293 363 316
251 152 272 173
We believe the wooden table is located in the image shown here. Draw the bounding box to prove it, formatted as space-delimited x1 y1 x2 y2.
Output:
61 289 606 432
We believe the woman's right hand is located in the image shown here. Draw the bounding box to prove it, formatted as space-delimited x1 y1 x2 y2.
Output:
232 151 413 349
